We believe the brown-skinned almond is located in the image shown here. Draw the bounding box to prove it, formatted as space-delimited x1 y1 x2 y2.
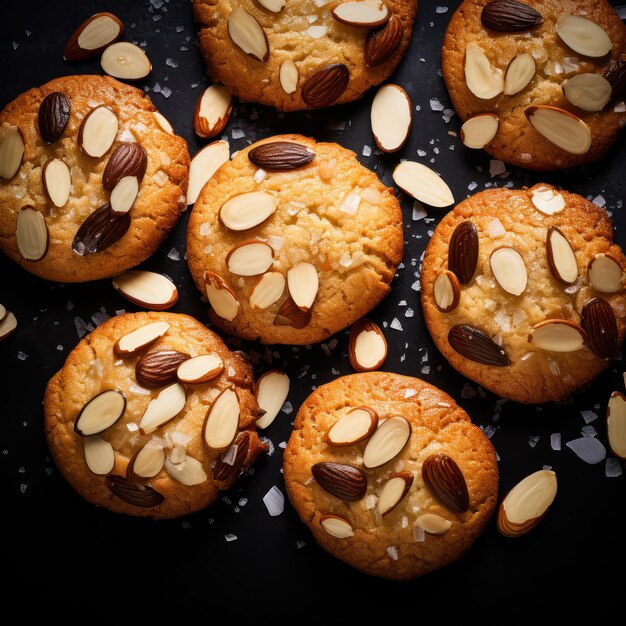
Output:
365 14 404 67
135 349 190 387
16 206 49 262
588 253 624 293
248 141 316 170
528 319 587 352
273 296 312 328
448 221 479 284
227 8 269 62
112 270 178 311
546 227 578 284
525 105 591 155
126 441 166 481
607 391 626 459
370 84 412 153
603 59 626 99
193 84 233 139
105 474 164 508
213 431 251 481
38 92 71 143
581 298 618 359
422 454 470 513
311 462 367 501
433 270 461 312
448 325 510 366
349 319 387 372
481 0 543 32
114 321 170 356
102 142 147 191
72 204 130 256
0 126 25 180
204 271 241 321
64 12 124 61
332 1 390 28
138 383 187 434
377 472 414 516
203 388 240 451
325 406 378 446
177 354 224 385
78 105 119 158
302 64 350 109
42 158 71 208
320 514 354 538
363 416 411 468
74 390 126 437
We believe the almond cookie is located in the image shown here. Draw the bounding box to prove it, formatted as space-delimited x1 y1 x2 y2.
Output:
44 312 265 518
193 0 418 111
421 185 626 404
442 0 626 170
0 75 190 282
283 372 498 580
186 134 404 345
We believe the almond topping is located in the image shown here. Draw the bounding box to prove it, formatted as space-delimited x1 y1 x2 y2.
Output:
226 240 274 276
219 191 279 231
325 406 378 446
127 440 165 479
0 312 17 342
528 319 587 352
349 319 387 372
42 158 71 208
0 125 25 179
16 206 48 261
503 52 535 95
416 513 452 535
530 185 566 215
165 455 207 486
78 106 118 158
273 296 312 328
72 204 130 256
377 472 414 516
422 454 469 513
370 84 412 153
448 221 478 284
114 321 170 356
525 105 591 154
320 514 354 539
138 383 186 434
607 392 626 459
287 262 319 311
332 1 390 28
279 60 299 94
448 325 510 365
546 227 577 284
393 161 454 208
555 15 612 58
203 388 240 451
38 92 71 144
464 42 504 99
481 0 543 32
75 390 126 436
187 140 230 205
363 416 411 469
581 297 618 359
227 8 269 62
112 270 178 311
489 246 527 296
64 12 124 61
105 475 164 508
153 111 174 134
433 270 461 312
110 176 139 214
563 73 612 112
194 84 233 139
460 113 499 149
250 272 286 309
204 271 240 321
136 349 190 388
255 370 290 429
257 0 285 12
177 354 224 385
101 42 152 80
364 14 404 67
84 436 115 475
588 254 624 293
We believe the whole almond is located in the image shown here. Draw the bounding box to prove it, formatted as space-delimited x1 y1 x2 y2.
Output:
213 431 251 481
365 14 404 67
248 141 316 170
273 296 312 328
581 297 618 359
448 324 510 366
311 462 367 501
481 0 543 32
448 220 479 284
102 142 148 191
603 59 626 99
136 349 190 387
72 203 131 256
105 474 164 508
422 454 470 513
38 92 71 144
301 64 350 109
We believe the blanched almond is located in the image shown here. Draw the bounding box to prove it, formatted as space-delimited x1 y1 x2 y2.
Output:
64 12 124 61
320 514 354 539
525 105 591 155
325 406 378 446
0 312 17 341
177 354 224 384
138 383 186 434
349 319 387 372
0 125 25 179
257 0 285 11
363 416 411 469
489 246 527 296
392 161 454 208
249 272 285 309
219 191 279 231
110 176 139 214
433 270 461 312
78 106 118 158
75 390 126 436
588 254 624 293
187 140 230 205
546 227 577 284
16 206 48 261
370 84 412 153
204 271 240 321
460 113 499 149
332 0 390 28
194 84 233 139
42 158 71 207
530 185 566 215
227 8 269 62
203 388 240 451
287 262 318 311
154 111 174 134
464 42 504 99
563 73 612 112
377 472 413 516
112 270 178 310
84 436 115 475
503 52 535 95
607 391 626 459
255 370 290 429
555 15 612 58
226 240 274 276
114 321 170 355
127 440 165 479
528 319 587 352
101 42 152 80
165 455 207 486
416 513 451 535
279 60 298 94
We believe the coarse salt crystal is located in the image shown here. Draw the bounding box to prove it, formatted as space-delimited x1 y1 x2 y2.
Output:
387 546 398 560
487 218 505 238
152 170 168 187
224 533 238 542
390 318 403 331
581 410 598 424
362 145 372 157
167 247 180 261
404 388 417 399
413 526 425 542
306 24 327 38
130 383 152 395
551 433 561 451
489 160 506 177
430 98 444 111
581 425 597 438
263 486 285 517
528 435 540 448
566 437 606 464
361 185 382 205
605 458 623 478
364 494 377 510
339 191 361 215
254 169 266 183
412 201 427 221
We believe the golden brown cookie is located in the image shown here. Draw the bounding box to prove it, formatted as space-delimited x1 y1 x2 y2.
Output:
421 185 626 404
442 0 626 170
186 134 404 345
283 372 498 580
44 312 265 519
0 75 190 282
193 0 418 111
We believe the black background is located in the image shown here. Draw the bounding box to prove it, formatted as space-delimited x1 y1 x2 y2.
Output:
1 1 625 621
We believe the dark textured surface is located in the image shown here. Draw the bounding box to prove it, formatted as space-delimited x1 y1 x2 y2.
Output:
1 0 625 619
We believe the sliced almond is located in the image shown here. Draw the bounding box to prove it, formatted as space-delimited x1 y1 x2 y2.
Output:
546 227 577 284
489 246 527 296
332 1 390 28
249 272 286 310
227 8 269 62
226 240 274 276
138 382 186 434
42 158 71 208
0 125 25 179
528 319 587 352
257 0 285 11
154 111 174 134
127 440 165 479
64 12 124 61
588 253 624 293
16 206 48 261
101 42 152 80
165 455 207 486
563 73 612 112
416 513 452 535
370 84 412 153
279 60 298 94
219 191 278 231
433 270 461 312
325 406 378 446
555 15 612 58
320 514 354 539
187 140 230 205
392 161 454 208
84 436 115 475
460 113 499 149
530 185 566 216
255 370 290 429
177 354 224 384
112 270 178 310
503 52 535 96
464 42 504 99
287 262 318 311
0 304 6 323
0 312 17 341
78 106 119 158
194 84 233 139
273 296 312 328
377 472 414 516
110 176 139 214
114 321 170 356
363 416 411 469
607 391 626 459
204 271 241 321
203 388 240 451
75 390 126 436
525 105 591 155
349 319 387 372
497 469 557 537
